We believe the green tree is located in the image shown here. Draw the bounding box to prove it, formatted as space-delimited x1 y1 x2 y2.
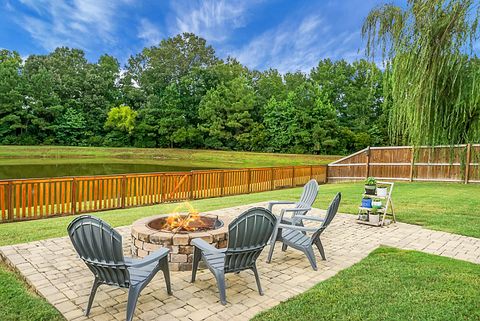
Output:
0 50 28 144
104 105 137 146
105 105 137 134
126 33 218 95
363 0 480 145
54 107 87 145
263 81 339 154
199 76 259 150
310 59 386 151
22 48 120 145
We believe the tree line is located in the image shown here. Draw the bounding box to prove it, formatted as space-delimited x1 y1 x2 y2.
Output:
0 33 388 155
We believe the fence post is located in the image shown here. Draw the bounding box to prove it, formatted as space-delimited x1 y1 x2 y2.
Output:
310 165 313 180
220 171 225 196
270 168 275 191
189 172 194 200
465 143 472 184
365 147 371 179
291 166 295 187
121 175 126 208
71 178 77 215
7 181 13 221
247 169 252 193
160 174 164 203
409 146 415 182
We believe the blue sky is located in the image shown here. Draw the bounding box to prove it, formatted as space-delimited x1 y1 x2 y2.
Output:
0 0 403 73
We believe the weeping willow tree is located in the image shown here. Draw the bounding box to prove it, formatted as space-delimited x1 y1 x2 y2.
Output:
362 0 480 146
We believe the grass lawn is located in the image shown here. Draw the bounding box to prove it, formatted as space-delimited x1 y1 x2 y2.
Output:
0 145 338 167
0 181 479 246
253 247 480 321
0 264 64 321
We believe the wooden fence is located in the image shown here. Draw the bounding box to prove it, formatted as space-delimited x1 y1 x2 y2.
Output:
0 165 327 223
328 144 480 183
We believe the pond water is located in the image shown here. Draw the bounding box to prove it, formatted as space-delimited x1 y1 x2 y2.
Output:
0 162 213 179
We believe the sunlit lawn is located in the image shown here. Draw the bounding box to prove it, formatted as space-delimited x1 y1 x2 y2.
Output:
253 247 480 321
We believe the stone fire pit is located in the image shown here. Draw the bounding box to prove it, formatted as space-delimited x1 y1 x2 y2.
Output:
131 213 232 271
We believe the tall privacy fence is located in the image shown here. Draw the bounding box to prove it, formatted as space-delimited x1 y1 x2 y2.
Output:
328 144 480 183
0 165 327 223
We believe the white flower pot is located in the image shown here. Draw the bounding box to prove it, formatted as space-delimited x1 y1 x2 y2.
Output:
369 214 380 224
377 187 388 197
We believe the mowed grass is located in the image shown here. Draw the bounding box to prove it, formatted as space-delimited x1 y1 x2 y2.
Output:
0 264 64 321
0 145 339 167
0 181 479 247
253 247 480 321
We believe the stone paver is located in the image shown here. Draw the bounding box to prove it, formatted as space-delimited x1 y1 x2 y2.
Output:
1 202 480 321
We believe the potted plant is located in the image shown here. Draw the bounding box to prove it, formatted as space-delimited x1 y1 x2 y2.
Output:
369 207 380 224
376 184 388 197
364 177 377 195
361 197 372 208
372 200 382 208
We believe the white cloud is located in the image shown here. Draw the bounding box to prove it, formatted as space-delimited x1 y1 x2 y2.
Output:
137 19 163 47
169 0 261 43
14 0 126 51
232 14 362 73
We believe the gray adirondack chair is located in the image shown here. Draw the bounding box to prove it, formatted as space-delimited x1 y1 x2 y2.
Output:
266 179 319 258
67 215 172 321
190 207 276 305
267 179 319 225
267 193 341 270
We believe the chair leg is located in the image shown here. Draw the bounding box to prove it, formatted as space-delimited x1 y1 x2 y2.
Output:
213 271 227 305
126 285 141 321
85 278 100 316
266 228 280 263
314 238 326 260
251 264 264 296
160 259 172 295
191 246 201 283
281 243 288 252
305 246 318 271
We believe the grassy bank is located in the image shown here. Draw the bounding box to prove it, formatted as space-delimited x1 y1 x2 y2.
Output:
253 247 480 321
0 264 64 321
0 181 479 246
0 146 339 167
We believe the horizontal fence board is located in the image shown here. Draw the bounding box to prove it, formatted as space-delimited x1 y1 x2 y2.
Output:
0 165 327 223
329 144 480 184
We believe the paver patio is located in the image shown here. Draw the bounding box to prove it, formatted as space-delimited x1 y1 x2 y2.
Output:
1 202 479 321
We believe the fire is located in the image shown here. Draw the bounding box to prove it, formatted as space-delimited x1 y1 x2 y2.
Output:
161 202 208 232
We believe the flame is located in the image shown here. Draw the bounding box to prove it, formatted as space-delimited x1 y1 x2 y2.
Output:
161 201 208 232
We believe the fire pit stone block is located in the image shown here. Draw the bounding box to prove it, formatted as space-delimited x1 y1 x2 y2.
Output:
172 234 190 245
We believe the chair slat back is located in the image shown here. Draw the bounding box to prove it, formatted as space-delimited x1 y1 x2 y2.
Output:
225 208 276 273
296 179 319 211
314 193 341 238
68 215 129 287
